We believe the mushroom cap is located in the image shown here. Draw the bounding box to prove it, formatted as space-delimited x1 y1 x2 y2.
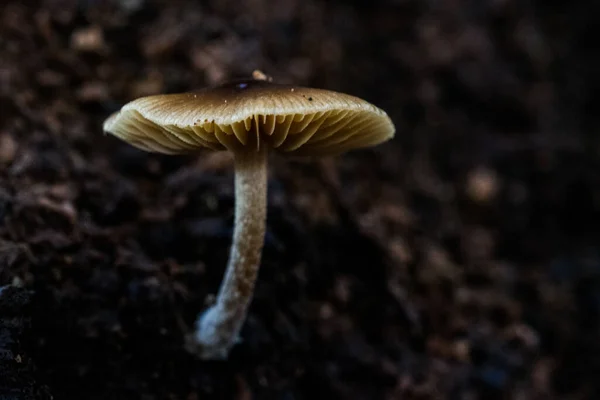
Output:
103 79 395 156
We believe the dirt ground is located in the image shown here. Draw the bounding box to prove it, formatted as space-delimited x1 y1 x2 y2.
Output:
1 0 600 399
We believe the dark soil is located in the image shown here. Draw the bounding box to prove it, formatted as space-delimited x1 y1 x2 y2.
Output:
1 0 600 399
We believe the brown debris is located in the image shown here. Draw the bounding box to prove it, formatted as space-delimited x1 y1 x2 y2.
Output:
70 25 106 53
465 166 499 204
0 133 18 164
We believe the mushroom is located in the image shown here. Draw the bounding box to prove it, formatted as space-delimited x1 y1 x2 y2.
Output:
103 72 395 359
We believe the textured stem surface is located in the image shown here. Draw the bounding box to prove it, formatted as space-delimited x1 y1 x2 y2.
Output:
191 146 267 359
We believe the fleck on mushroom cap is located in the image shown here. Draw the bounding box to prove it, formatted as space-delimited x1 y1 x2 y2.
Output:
103 79 395 156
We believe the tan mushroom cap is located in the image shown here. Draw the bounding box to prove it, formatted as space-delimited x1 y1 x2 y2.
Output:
103 79 395 156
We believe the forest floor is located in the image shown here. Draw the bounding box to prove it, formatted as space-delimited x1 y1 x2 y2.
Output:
1 0 600 399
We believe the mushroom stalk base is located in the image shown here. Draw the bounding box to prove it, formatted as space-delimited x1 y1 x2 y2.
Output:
191 146 267 359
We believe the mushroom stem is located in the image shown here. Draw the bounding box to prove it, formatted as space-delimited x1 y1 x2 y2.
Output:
192 145 268 359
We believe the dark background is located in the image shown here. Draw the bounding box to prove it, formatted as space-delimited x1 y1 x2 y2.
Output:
1 0 600 399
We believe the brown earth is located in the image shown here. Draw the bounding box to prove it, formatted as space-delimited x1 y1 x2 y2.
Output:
1 0 600 399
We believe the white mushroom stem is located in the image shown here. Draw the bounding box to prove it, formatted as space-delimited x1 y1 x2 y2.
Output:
192 145 268 359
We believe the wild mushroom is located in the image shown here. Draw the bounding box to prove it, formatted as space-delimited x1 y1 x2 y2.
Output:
103 72 395 359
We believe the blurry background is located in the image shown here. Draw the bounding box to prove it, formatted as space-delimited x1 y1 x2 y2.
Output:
1 0 600 399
